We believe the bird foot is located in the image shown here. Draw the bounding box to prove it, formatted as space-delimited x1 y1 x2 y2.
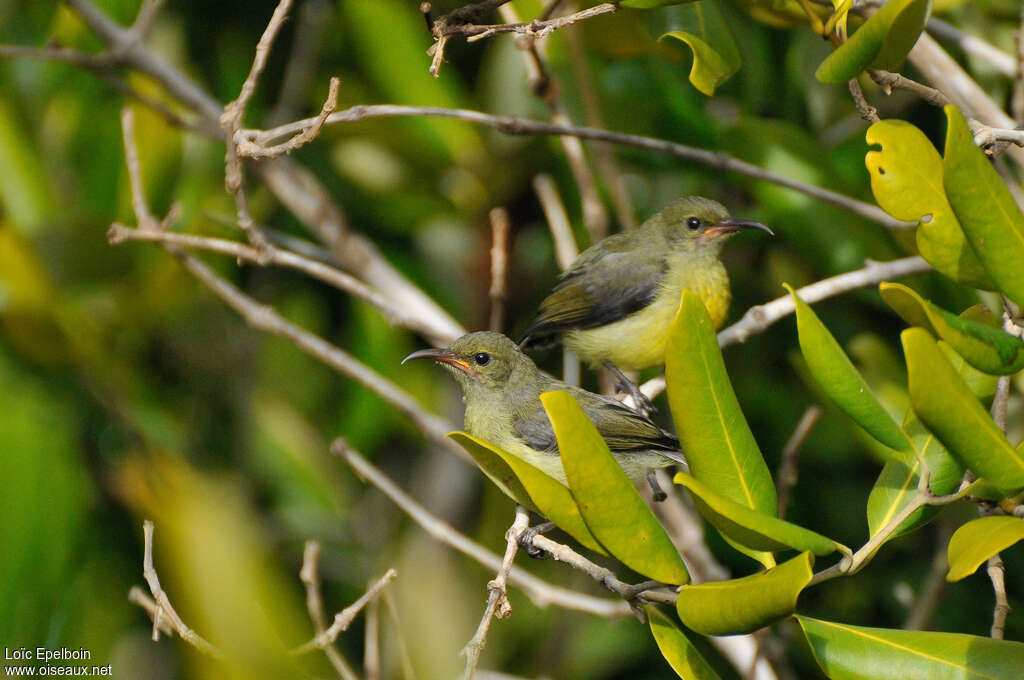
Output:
647 470 668 502
518 521 556 559
605 362 657 417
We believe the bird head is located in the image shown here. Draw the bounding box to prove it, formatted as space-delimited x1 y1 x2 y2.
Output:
650 196 773 253
403 331 536 397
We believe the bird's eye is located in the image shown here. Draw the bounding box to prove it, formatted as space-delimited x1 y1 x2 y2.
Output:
686 217 702 231
473 352 491 366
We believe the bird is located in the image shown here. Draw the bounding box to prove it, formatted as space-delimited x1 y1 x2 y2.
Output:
403 331 684 500
518 195 772 413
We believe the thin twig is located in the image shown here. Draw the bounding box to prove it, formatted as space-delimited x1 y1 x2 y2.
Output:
299 541 361 680
242 105 912 231
237 76 341 159
869 70 951 107
848 78 880 123
106 224 443 342
534 174 579 270
332 439 632 618
499 1 608 242
777 406 823 519
488 208 511 333
267 0 332 125
903 518 953 631
364 595 380 680
718 256 932 347
461 505 530 680
220 0 296 250
136 520 222 657
293 569 398 654
440 3 617 40
926 17 1017 77
987 553 1011 639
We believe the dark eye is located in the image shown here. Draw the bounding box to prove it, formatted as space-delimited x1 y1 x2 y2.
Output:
473 352 491 366
686 217 702 231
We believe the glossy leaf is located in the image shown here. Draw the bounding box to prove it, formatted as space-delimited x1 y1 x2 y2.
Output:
660 0 741 96
815 0 933 83
542 391 689 584
448 431 607 555
799 615 1024 679
947 516 1024 582
674 472 842 555
676 552 814 635
447 432 538 512
666 291 776 566
647 605 721 680
866 409 963 538
788 285 912 452
903 329 1024 495
865 120 991 288
943 105 1024 306
881 282 1024 375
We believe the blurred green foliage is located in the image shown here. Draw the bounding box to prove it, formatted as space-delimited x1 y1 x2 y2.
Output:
1 0 1022 678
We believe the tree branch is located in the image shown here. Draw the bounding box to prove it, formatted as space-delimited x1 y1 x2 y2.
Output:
241 105 913 231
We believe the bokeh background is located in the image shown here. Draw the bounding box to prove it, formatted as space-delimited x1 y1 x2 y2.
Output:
1 0 1022 678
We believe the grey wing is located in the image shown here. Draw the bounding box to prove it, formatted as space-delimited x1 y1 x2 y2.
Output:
519 238 667 347
512 400 560 453
514 387 684 465
582 392 684 464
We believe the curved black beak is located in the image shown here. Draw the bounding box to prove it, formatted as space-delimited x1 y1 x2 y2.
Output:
402 348 472 374
705 216 774 239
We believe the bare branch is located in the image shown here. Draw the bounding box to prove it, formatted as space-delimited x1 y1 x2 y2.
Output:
437 2 617 41
927 17 1017 77
462 505 530 680
848 78 880 123
135 520 222 657
332 439 633 618
293 569 398 655
299 541 361 680
534 174 579 270
776 406 822 519
987 553 1010 639
237 77 341 159
105 224 443 341
718 256 931 347
488 208 511 333
244 105 912 231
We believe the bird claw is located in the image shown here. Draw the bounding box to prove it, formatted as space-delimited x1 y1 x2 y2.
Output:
605 362 657 417
518 521 556 559
647 470 668 502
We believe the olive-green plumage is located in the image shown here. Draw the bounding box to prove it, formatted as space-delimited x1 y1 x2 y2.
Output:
403 332 684 484
519 196 772 371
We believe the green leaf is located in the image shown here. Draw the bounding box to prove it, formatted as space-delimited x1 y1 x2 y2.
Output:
447 432 539 512
542 391 689 584
666 291 777 567
659 0 741 96
788 284 912 452
866 410 963 538
815 0 933 83
943 105 1024 306
947 516 1024 582
903 328 1024 495
447 432 606 555
674 472 843 555
881 282 1024 375
646 606 721 680
676 552 814 635
798 615 1024 679
865 120 991 288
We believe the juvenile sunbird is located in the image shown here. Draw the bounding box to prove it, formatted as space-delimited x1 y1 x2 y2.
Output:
403 332 684 494
519 196 772 410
